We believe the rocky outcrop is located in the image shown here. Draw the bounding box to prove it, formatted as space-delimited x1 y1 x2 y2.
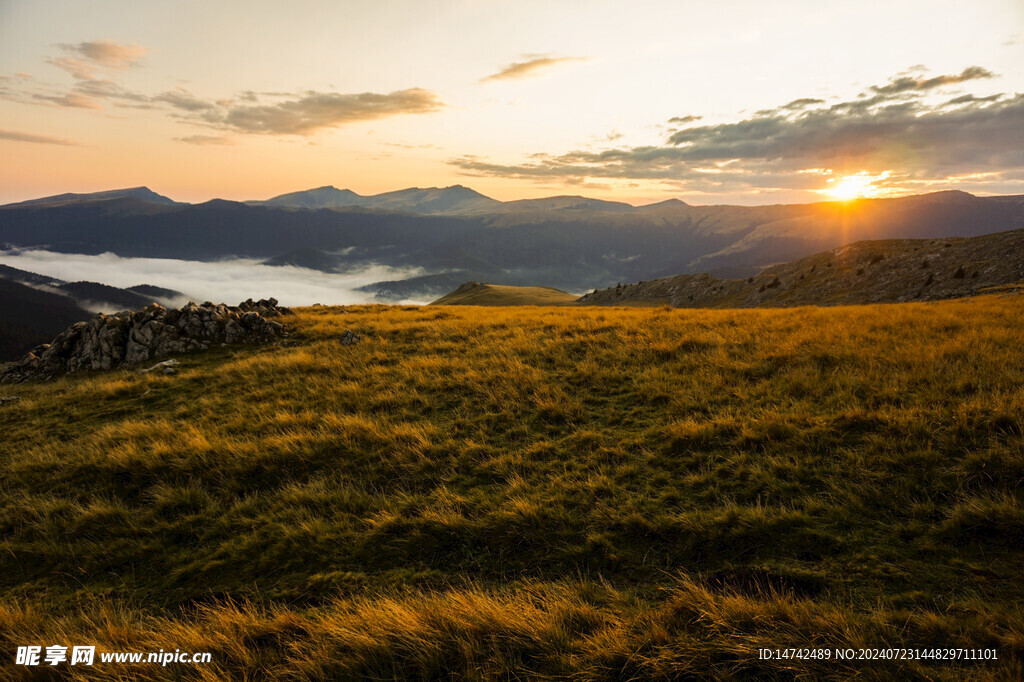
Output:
339 329 362 346
1 298 292 384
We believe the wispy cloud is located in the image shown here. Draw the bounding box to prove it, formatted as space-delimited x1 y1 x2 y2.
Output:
868 65 994 95
48 40 147 79
453 66 1023 197
202 89 444 135
174 134 233 145
73 78 151 106
480 55 588 83
153 88 217 112
4 41 444 135
0 40 153 110
0 129 79 146
30 92 101 109
780 98 825 111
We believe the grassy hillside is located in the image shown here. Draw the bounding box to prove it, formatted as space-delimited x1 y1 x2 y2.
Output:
431 281 579 305
1 298 1023 679
580 228 1024 309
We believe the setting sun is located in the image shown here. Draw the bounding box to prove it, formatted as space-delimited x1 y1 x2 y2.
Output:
825 174 877 200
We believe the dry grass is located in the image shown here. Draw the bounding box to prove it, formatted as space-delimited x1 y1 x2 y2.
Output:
1 296 1022 678
2 578 1021 680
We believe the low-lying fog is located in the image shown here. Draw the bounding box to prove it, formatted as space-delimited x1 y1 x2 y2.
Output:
0 250 429 307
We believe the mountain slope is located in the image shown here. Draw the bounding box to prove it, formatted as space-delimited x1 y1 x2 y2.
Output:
0 263 65 287
360 185 500 214
4 186 177 207
0 278 92 360
126 284 189 302
682 190 1024 276
579 227 1024 307
58 281 165 310
431 281 579 305
358 272 488 302
499 195 637 213
0 264 188 312
251 186 365 209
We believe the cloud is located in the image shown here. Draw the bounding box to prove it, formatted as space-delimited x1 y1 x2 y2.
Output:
5 46 443 135
0 250 430 307
668 115 702 124
73 78 151 105
50 39 147 75
452 66 1023 197
46 57 96 80
0 129 79 146
61 40 147 68
10 39 440 136
200 88 444 135
174 134 233 145
10 40 151 110
30 91 101 109
154 89 217 112
49 40 147 79
480 56 588 83
942 93 1003 106
868 66 995 95
781 98 825 110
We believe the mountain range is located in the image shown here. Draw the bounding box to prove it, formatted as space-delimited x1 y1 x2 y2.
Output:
2 185 1022 301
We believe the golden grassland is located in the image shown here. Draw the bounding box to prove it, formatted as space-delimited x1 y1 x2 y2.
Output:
1 297 1023 679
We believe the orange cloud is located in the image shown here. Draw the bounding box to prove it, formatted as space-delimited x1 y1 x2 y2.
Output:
207 89 445 135
0 129 79 146
49 40 147 79
174 135 234 145
480 56 588 83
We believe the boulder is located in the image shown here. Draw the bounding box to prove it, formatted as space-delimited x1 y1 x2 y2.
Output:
340 330 362 346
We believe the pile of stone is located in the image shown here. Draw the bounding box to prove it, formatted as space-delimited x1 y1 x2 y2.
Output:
1 298 292 384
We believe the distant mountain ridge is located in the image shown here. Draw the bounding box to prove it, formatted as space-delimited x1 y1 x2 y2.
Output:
5 187 178 207
247 184 500 215
3 185 1023 301
253 186 364 209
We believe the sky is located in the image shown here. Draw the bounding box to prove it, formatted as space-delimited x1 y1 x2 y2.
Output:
1 0 1022 206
